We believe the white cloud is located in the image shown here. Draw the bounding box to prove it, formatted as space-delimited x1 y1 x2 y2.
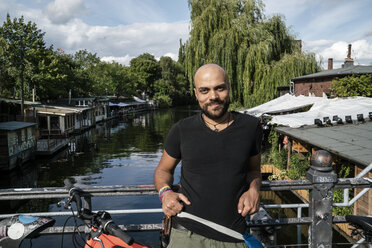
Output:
163 53 178 61
0 1 189 64
303 39 372 69
41 20 189 62
43 0 86 24
101 55 134 65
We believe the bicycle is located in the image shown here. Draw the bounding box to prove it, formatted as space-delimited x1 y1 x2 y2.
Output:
0 179 152 248
346 215 372 248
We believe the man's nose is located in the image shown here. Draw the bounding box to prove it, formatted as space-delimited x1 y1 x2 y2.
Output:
209 90 219 99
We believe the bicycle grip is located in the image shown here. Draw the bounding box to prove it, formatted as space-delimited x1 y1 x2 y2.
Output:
106 222 134 245
64 179 74 190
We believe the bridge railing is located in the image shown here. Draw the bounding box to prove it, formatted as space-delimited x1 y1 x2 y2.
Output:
0 152 371 247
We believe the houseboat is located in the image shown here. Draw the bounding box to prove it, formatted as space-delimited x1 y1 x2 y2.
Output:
0 121 37 171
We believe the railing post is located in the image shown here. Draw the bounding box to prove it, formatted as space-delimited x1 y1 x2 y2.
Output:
306 150 337 248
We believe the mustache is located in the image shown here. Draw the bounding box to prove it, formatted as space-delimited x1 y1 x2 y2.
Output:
206 99 224 107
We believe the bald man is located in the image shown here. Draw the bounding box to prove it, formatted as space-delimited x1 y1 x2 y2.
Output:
154 64 263 248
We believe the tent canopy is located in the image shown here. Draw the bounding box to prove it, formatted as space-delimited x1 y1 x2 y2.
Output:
241 94 372 128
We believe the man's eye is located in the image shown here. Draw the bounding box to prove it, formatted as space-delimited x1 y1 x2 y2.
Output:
199 89 208 93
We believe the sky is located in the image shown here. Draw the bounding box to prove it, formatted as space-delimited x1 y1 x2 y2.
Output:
1 0 372 69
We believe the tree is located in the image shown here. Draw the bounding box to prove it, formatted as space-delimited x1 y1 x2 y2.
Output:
129 53 161 98
0 35 10 96
182 0 319 107
35 49 78 100
0 14 46 116
331 74 372 97
154 56 191 106
90 61 135 97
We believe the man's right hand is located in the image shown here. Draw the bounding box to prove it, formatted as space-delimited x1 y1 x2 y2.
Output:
161 191 191 216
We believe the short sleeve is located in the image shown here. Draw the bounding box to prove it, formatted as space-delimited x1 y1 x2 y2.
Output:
250 120 263 156
164 123 181 159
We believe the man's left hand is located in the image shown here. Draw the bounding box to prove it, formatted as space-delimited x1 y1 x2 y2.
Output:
237 188 260 217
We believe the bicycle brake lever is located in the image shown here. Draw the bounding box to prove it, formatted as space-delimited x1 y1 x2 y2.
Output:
64 198 71 209
93 236 104 248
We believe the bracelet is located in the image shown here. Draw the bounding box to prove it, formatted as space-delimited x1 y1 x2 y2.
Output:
159 185 171 196
160 189 173 201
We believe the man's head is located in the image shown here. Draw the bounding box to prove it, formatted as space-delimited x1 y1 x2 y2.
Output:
193 64 230 120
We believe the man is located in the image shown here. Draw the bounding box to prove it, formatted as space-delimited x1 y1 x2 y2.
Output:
154 64 262 247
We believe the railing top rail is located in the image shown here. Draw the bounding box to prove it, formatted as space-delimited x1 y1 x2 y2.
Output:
0 178 370 201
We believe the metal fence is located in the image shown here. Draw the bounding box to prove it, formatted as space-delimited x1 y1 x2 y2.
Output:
0 157 371 247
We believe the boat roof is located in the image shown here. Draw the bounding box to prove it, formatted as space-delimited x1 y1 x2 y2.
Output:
0 121 37 131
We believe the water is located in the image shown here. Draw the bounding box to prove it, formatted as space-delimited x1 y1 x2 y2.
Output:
1 107 197 247
0 107 349 247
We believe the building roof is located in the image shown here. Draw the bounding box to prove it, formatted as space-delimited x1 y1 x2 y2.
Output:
275 121 372 167
292 65 372 81
35 105 93 116
0 97 41 105
0 121 37 131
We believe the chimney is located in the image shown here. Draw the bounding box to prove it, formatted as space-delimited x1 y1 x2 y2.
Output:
344 43 354 68
328 58 333 70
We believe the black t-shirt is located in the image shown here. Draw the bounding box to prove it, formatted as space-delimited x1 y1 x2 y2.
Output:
164 112 263 242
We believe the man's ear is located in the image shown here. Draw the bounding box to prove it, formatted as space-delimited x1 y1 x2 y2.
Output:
193 87 197 98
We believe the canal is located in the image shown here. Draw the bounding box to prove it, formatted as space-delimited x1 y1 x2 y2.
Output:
0 107 349 247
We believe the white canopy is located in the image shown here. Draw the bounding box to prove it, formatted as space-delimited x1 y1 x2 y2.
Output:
109 102 129 107
133 96 146 103
241 94 372 128
241 94 326 117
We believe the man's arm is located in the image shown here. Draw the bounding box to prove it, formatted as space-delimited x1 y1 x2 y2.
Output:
154 150 190 216
237 153 262 217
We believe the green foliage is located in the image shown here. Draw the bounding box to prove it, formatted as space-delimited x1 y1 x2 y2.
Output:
287 153 309 180
228 101 244 111
182 0 320 107
333 164 352 216
0 13 46 100
129 53 161 97
267 129 309 179
154 94 173 108
267 129 287 170
331 74 372 97
268 171 286 180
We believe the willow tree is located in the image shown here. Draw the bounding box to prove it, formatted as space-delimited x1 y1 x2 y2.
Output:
182 0 319 107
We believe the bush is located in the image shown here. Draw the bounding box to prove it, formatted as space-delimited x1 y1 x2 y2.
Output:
154 94 172 108
287 153 310 180
228 101 244 111
333 164 353 216
331 74 372 97
267 129 287 170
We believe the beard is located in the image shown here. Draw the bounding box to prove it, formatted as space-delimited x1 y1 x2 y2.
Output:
200 98 230 120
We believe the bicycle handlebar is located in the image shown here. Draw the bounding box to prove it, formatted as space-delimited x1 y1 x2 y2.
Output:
63 178 134 245
64 179 82 214
105 221 134 245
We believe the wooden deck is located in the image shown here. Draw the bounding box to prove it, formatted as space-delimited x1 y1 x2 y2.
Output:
36 138 69 155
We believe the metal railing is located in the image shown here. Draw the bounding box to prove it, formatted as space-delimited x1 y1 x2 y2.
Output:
0 155 371 247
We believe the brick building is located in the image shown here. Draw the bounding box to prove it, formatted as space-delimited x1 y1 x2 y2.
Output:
291 44 372 97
